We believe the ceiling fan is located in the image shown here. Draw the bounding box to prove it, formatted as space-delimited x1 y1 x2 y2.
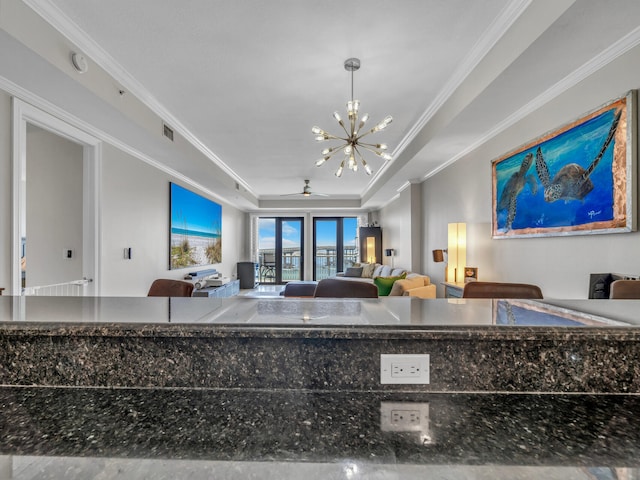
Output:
280 179 329 197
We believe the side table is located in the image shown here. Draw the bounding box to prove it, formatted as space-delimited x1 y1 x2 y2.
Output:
441 281 465 298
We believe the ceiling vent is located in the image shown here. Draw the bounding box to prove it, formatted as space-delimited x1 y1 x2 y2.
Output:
163 123 174 141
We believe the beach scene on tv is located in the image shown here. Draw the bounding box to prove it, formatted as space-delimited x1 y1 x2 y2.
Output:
170 183 222 269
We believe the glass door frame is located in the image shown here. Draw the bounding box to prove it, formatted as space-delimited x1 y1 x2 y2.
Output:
258 216 304 285
312 217 357 281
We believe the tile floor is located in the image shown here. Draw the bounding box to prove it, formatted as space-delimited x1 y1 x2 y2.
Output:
238 284 285 298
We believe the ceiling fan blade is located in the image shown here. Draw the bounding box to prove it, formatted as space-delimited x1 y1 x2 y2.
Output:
279 180 329 197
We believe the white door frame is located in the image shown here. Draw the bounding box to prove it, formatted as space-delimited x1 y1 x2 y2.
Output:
12 98 102 296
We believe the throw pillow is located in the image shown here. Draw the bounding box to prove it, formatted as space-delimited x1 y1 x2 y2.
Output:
374 273 407 296
361 263 376 278
389 276 425 296
391 268 407 277
372 264 385 277
344 266 364 277
379 265 392 277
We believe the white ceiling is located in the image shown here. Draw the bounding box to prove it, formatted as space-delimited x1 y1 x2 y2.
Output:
10 0 640 210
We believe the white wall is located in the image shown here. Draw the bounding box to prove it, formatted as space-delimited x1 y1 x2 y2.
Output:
26 125 84 287
0 90 10 293
0 90 247 297
100 143 246 296
379 190 411 270
378 184 423 273
423 43 640 299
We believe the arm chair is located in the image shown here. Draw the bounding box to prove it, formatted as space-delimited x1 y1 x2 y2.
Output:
462 281 543 299
609 279 640 299
313 278 378 298
147 279 194 297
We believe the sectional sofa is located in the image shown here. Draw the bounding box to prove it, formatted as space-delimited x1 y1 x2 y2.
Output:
334 263 436 298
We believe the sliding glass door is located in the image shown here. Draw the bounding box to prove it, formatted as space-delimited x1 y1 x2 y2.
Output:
258 217 303 284
313 217 358 281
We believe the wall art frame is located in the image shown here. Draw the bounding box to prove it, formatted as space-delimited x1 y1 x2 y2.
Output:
492 91 636 239
169 182 222 270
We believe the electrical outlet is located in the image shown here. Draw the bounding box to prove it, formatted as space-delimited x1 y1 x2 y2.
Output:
380 402 430 433
380 354 430 384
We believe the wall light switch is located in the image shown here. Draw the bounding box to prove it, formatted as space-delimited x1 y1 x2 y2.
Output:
63 249 74 259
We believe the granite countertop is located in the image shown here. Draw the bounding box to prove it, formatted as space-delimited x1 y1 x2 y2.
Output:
1 297 640 477
2 387 639 468
1 296 639 331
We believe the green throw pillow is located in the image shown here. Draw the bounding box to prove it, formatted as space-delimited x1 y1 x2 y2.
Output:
374 273 407 296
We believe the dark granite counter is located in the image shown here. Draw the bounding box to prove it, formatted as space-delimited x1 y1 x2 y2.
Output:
1 386 639 478
1 296 640 394
1 296 640 478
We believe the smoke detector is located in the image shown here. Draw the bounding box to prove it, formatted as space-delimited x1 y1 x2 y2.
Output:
71 52 88 74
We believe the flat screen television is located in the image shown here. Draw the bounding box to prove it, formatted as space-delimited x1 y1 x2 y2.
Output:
169 182 222 269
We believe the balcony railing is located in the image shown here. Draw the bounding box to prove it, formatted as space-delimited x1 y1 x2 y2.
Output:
257 248 358 283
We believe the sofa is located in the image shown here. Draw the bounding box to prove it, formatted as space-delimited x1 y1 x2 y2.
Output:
334 263 436 298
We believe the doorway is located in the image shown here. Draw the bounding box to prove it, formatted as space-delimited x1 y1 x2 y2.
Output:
313 217 358 281
12 99 102 296
257 217 304 284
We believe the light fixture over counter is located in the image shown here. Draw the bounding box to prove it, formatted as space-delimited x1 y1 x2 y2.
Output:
312 58 393 177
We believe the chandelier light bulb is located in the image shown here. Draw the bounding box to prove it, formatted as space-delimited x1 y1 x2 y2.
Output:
348 154 356 170
362 159 372 175
312 57 393 177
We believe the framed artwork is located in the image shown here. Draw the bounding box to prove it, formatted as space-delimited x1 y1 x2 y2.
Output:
492 91 636 238
170 183 222 269
493 300 629 327
464 267 478 283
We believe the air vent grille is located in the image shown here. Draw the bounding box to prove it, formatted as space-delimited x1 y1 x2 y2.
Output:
163 123 174 141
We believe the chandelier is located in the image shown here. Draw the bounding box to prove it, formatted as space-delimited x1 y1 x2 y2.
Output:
312 58 393 177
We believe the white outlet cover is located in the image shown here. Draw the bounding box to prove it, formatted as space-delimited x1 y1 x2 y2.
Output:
380 402 430 433
380 354 430 384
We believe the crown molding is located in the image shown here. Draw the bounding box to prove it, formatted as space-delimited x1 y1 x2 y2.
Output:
363 0 532 196
0 74 252 210
421 24 640 182
21 0 256 198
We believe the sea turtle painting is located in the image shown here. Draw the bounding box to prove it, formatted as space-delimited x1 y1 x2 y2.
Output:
535 109 622 203
497 152 537 230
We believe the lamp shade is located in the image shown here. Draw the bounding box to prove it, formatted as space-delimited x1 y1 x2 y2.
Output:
447 223 466 283
359 227 382 264
432 249 444 263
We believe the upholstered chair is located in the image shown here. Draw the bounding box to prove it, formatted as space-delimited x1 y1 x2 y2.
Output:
147 279 194 297
609 280 640 299
462 281 543 299
313 278 378 298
